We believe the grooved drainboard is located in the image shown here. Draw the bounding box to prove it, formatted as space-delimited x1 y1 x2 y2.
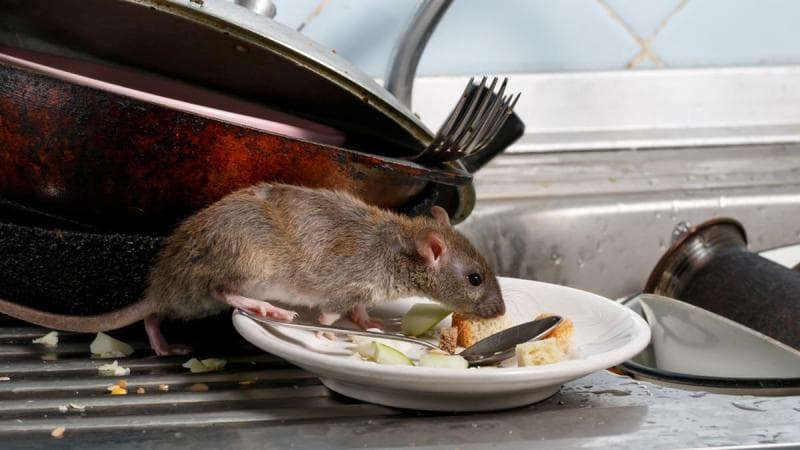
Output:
0 314 399 438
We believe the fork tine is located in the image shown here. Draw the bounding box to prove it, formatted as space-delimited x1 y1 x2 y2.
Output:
409 77 476 159
461 78 508 156
475 92 513 149
410 75 521 162
474 96 513 150
445 76 488 152
454 77 499 152
475 91 520 150
437 77 476 138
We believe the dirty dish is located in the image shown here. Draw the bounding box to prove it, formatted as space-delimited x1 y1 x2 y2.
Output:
233 277 650 412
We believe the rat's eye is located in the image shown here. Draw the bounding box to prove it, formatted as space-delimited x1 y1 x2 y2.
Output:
468 273 482 286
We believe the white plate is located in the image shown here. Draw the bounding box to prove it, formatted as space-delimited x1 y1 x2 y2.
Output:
637 293 800 378
232 277 651 412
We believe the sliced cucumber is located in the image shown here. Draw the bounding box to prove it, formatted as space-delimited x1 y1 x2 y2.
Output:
418 353 469 369
373 342 413 366
401 303 452 336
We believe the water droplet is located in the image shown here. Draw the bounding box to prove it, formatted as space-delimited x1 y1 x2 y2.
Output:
577 258 585 268
685 174 697 182
718 196 727 208
672 221 692 242
654 211 662 219
658 240 667 251
648 178 658 186
550 252 562 266
731 401 765 412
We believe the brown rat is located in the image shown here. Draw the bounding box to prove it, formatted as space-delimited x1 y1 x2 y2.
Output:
0 183 505 355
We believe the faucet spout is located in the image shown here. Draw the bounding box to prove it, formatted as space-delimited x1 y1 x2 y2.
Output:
384 0 453 108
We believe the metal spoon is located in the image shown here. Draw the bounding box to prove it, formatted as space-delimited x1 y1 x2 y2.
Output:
235 309 561 366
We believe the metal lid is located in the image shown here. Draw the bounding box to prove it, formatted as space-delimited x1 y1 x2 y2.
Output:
0 0 433 156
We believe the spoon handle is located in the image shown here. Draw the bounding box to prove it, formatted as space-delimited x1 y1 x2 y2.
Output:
235 309 441 351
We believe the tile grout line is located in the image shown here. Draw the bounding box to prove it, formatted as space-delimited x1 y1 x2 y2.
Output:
296 0 332 32
596 0 690 69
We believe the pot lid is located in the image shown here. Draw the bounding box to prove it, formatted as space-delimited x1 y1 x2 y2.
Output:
0 0 433 156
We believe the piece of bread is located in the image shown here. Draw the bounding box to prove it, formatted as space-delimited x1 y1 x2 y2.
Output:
438 327 458 354
515 338 566 366
535 312 574 354
451 313 513 347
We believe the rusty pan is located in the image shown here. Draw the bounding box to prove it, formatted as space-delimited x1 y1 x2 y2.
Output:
0 47 469 232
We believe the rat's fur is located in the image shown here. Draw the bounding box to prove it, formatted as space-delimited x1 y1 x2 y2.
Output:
0 183 505 355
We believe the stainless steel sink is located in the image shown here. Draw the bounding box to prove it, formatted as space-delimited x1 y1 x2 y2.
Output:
406 69 800 299
459 144 800 299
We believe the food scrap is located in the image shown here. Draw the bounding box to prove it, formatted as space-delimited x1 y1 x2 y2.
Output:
158 384 170 392
90 332 134 358
188 383 209 392
182 358 226 373
107 386 127 395
136 387 146 395
451 313 513 347
0 376 10 382
348 305 575 369
97 360 131 376
516 338 566 366
401 303 452 337
438 327 458 354
535 313 574 354
106 379 129 395
50 426 66 439
59 403 86 413
68 403 86 412
32 331 59 347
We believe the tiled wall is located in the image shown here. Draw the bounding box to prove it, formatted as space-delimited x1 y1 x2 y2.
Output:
273 0 800 76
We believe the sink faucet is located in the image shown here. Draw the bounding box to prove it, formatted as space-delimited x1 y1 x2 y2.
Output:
384 0 453 108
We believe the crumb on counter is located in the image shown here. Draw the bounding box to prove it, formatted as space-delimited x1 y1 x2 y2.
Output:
32 331 59 347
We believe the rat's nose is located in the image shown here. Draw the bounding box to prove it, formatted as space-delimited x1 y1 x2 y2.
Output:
475 296 506 318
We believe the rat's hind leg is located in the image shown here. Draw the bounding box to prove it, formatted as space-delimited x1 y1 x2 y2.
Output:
348 304 384 330
214 292 297 321
144 315 192 356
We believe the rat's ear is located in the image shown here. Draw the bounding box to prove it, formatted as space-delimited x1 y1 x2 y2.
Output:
430 206 451 227
416 230 447 268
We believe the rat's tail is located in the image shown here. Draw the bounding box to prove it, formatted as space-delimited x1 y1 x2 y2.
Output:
0 297 154 333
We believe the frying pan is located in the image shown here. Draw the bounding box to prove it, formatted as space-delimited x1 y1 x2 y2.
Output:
0 47 470 232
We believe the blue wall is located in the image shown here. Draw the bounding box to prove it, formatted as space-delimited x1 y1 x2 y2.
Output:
273 0 800 76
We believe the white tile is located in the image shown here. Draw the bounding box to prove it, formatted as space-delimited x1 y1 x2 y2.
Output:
652 0 800 67
602 0 685 37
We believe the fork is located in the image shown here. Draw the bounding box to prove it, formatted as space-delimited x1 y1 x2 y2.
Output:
410 76 521 163
235 309 441 350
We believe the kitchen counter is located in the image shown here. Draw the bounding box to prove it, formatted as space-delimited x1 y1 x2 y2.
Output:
2 316 797 450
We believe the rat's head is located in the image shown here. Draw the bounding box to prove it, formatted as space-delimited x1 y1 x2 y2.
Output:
401 206 505 318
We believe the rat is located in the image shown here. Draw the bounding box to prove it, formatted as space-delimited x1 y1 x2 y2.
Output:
0 183 505 355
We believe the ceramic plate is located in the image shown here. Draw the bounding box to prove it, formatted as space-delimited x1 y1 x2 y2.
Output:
621 242 800 395
233 277 650 412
